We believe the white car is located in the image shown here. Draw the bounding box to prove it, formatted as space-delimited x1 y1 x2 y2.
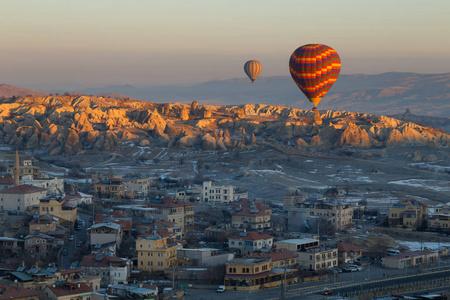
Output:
216 285 226 293
69 235 74 241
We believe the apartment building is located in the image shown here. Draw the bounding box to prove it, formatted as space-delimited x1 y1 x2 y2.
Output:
224 257 298 291
276 238 337 271
0 184 47 212
388 200 428 230
136 234 178 272
228 231 274 255
39 194 77 225
287 199 353 232
87 222 122 249
146 197 195 234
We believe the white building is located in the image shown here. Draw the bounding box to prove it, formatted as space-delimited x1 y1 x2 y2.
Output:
202 181 248 203
21 175 64 195
87 222 122 249
0 184 47 212
65 191 93 205
228 231 274 255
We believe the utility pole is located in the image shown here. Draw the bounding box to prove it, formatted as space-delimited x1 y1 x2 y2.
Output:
284 267 287 292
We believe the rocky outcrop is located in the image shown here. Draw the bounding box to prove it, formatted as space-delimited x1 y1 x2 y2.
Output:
0 95 448 155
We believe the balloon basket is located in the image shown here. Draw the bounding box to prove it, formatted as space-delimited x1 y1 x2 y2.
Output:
312 107 318 112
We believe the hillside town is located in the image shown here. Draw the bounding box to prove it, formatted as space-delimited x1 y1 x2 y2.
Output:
0 151 448 300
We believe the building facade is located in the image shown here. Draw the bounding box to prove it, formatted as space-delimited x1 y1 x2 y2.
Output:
136 235 178 272
0 185 47 212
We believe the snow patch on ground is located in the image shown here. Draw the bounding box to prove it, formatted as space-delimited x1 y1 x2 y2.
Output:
397 240 450 251
388 179 450 192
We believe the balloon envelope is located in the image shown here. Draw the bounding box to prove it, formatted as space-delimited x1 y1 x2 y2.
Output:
244 60 262 84
289 44 341 108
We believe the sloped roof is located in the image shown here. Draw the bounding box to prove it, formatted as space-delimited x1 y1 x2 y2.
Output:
0 286 41 299
0 176 15 185
337 242 362 252
47 282 92 297
0 184 46 194
248 249 298 262
228 231 273 241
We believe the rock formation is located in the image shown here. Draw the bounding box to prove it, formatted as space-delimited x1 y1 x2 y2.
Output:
0 95 448 155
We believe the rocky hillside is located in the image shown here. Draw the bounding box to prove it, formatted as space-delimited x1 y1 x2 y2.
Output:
0 95 448 156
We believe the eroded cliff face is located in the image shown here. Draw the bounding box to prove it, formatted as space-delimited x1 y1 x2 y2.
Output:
0 96 448 155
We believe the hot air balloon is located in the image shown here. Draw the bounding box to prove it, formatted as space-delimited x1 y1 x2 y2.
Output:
244 60 262 84
289 44 341 110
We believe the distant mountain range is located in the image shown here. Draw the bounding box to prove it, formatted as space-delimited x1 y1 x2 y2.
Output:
1 72 449 117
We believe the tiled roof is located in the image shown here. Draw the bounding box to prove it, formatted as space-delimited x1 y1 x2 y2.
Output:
81 254 114 268
0 286 41 299
0 184 46 194
233 209 269 217
228 231 273 241
0 176 15 185
147 197 194 209
337 242 362 253
47 282 92 297
248 249 298 262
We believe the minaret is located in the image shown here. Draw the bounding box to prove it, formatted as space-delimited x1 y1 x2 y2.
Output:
13 149 20 185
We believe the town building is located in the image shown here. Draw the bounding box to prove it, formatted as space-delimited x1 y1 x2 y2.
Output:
81 254 131 285
224 257 298 291
282 191 307 212
44 282 92 300
87 223 122 249
337 242 362 265
0 185 47 212
24 232 55 258
202 181 248 203
21 176 64 195
0 176 15 191
7 156 43 181
177 248 234 267
248 249 298 269
146 197 195 235
228 231 274 255
388 200 428 230
10 264 57 290
123 178 151 198
107 284 158 299
287 199 354 233
0 286 41 300
381 251 439 269
276 238 338 271
136 234 178 272
230 199 272 231
94 178 125 199
204 225 235 243
29 214 60 234
95 212 132 237
296 246 338 271
39 195 77 226
64 191 93 205
428 213 450 232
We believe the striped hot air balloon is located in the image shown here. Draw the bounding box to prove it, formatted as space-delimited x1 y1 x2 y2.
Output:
244 60 262 84
289 44 341 110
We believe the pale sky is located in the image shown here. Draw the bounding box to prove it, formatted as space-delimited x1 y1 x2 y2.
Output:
1 0 449 89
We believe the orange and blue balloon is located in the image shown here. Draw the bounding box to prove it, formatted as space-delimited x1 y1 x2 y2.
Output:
244 60 262 84
289 44 341 110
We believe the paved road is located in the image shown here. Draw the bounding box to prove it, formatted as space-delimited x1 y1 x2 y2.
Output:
185 263 450 300
60 211 91 269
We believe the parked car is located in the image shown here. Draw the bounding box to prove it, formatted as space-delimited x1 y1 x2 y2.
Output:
322 289 333 295
216 285 226 293
348 265 363 271
69 235 74 241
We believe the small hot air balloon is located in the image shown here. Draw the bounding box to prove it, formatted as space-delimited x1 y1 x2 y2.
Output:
244 60 262 84
289 44 341 110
